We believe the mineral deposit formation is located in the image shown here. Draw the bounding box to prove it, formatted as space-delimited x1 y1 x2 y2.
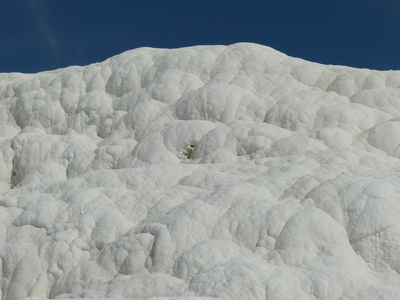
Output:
2 43 400 299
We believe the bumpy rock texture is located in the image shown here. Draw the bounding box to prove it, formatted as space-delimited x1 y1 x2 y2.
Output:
2 43 400 299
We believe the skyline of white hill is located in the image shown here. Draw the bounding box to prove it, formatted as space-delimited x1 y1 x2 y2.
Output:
1 43 400 299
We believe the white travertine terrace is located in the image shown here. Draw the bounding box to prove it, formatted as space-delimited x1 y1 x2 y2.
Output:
2 43 400 299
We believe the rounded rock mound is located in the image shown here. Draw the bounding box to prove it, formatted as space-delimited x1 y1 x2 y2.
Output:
1 43 400 299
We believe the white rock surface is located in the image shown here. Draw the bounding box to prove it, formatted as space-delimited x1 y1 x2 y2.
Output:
1 43 400 299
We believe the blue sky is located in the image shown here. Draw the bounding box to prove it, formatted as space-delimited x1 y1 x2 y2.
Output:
1 0 399 73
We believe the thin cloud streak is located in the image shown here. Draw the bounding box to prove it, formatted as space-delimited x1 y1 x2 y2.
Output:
26 0 61 59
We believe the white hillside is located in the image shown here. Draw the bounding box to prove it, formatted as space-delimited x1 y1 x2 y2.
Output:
1 43 400 299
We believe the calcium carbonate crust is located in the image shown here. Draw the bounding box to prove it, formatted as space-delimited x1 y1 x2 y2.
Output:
1 43 400 299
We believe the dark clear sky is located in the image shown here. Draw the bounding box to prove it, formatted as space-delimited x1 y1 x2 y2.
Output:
1 0 399 73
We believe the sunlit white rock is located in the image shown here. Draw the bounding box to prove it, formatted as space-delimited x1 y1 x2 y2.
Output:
1 43 400 299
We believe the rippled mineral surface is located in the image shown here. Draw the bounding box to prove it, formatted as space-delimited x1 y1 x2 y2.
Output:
2 43 400 299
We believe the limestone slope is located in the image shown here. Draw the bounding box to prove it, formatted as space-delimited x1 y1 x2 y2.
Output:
1 43 400 299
